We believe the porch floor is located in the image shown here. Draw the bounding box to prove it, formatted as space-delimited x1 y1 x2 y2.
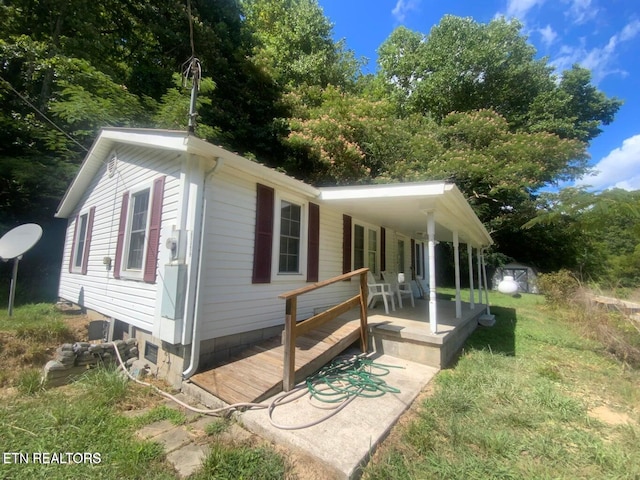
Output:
188 296 487 405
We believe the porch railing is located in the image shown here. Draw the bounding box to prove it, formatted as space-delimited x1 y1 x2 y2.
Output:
278 268 369 391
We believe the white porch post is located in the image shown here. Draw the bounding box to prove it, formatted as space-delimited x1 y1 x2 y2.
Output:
467 242 475 309
453 231 461 318
476 247 482 305
481 249 491 315
427 212 437 333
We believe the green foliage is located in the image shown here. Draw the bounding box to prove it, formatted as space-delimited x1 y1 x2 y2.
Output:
15 368 44 395
526 188 640 284
537 270 580 306
205 418 231 436
242 0 360 89
129 404 188 429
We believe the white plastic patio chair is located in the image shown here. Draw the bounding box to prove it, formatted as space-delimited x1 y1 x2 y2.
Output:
396 272 415 307
382 271 415 308
367 271 396 314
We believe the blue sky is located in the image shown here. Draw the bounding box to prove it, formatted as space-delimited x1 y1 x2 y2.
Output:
317 0 640 192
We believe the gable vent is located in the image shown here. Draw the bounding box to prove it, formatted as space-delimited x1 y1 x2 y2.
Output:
107 153 118 178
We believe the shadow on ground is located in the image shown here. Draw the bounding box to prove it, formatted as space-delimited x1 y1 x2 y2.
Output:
465 306 517 357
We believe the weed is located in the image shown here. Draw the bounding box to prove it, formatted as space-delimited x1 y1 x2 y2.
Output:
192 443 286 479
130 404 188 428
15 368 43 395
205 418 230 436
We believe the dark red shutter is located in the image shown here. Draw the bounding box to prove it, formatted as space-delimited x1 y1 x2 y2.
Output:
380 227 386 272
144 176 165 283
81 207 96 275
252 183 274 283
69 215 78 273
113 192 130 279
307 202 320 282
342 215 352 274
410 239 416 277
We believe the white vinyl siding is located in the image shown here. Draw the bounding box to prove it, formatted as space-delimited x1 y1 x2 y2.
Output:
199 169 357 341
58 145 180 331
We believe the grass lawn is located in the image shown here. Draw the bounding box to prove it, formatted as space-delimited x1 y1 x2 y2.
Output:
364 289 640 479
0 305 287 480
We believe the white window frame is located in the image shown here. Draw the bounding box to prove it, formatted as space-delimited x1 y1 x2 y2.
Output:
71 209 90 273
353 221 379 275
272 193 308 280
120 182 153 280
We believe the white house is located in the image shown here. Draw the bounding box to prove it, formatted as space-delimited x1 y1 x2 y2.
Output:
56 128 493 387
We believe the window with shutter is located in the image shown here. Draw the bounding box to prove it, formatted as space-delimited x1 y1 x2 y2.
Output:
113 176 165 282
69 206 95 275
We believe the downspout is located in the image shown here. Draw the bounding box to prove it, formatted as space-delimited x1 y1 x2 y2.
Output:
182 157 224 379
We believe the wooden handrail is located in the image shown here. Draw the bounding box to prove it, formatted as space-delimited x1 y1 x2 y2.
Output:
278 267 370 299
279 268 369 391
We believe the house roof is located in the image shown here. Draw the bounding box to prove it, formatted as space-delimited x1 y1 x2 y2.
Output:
319 183 493 248
55 128 319 218
56 128 492 247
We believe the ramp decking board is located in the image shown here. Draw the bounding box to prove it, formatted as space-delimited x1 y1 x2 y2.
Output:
189 316 362 404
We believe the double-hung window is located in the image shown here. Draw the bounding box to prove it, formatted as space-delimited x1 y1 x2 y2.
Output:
69 207 95 275
278 200 302 274
114 176 165 283
353 223 378 274
252 183 320 284
126 188 150 271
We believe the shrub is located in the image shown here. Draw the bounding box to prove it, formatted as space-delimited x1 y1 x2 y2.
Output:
537 270 580 307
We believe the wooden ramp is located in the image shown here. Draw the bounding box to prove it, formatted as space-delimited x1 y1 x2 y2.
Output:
189 315 363 405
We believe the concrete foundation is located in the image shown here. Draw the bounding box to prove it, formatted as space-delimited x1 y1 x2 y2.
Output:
368 299 486 368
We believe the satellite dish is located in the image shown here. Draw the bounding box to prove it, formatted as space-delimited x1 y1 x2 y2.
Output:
0 223 43 316
0 223 43 260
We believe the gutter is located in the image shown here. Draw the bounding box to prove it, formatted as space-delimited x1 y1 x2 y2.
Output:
182 157 224 379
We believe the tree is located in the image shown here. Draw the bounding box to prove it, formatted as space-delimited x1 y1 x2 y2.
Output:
524 188 640 283
374 16 622 272
242 0 360 90
377 16 622 144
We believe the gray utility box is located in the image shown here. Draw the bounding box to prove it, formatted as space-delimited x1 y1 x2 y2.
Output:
161 264 187 320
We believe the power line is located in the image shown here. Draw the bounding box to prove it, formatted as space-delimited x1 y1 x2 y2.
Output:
0 74 89 153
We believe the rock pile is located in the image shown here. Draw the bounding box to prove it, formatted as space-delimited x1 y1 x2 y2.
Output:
43 339 138 387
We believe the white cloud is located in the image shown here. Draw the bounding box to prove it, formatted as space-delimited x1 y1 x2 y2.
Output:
551 19 640 82
538 25 558 47
576 134 640 191
564 0 598 25
504 0 547 20
392 0 420 23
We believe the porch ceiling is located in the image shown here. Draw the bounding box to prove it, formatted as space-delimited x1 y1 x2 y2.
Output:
318 182 493 247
